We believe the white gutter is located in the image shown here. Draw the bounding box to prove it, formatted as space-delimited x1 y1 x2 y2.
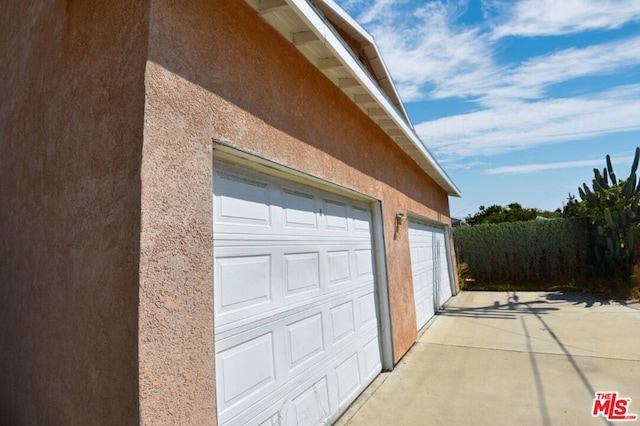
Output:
286 0 461 197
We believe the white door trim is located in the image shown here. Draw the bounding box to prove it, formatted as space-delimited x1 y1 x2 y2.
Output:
371 201 394 371
443 225 457 298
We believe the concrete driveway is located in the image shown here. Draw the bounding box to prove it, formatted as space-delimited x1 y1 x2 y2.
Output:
336 291 640 426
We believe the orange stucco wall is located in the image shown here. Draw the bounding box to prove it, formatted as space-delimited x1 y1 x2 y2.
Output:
0 1 148 424
2 0 456 423
142 2 451 410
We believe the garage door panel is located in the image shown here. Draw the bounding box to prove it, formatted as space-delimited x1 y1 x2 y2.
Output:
214 226 372 241
215 169 373 240
287 312 325 368
215 280 375 340
217 309 326 421
220 321 380 425
352 206 372 233
283 189 319 230
329 300 355 343
409 220 453 331
217 254 272 313
215 246 374 331
327 250 351 285
218 332 276 408
284 252 321 295
335 353 362 406
215 238 375 326
244 333 377 426
414 296 434 329
409 220 435 331
354 248 373 277
290 377 331 426
216 305 378 424
362 336 382 379
324 199 348 230
358 292 377 326
216 283 376 349
214 162 382 425
215 172 272 227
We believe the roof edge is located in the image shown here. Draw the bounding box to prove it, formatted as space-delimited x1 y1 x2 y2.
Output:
251 0 461 197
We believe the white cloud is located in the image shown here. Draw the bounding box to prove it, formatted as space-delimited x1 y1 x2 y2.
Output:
484 156 630 175
433 35 640 106
440 159 487 170
505 37 640 96
334 0 640 163
416 84 640 157
356 0 406 24
489 0 640 38
341 1 640 106
361 1 496 102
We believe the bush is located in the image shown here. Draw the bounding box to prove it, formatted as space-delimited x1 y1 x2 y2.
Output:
453 218 589 289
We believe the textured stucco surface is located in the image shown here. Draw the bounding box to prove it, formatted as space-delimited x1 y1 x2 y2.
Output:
137 1 216 424
2 0 457 423
0 1 148 424
145 0 453 370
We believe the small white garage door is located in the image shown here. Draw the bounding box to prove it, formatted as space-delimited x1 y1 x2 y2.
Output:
408 220 453 331
213 161 382 425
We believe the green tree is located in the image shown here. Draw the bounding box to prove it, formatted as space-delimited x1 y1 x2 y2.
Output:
558 193 584 218
465 203 557 225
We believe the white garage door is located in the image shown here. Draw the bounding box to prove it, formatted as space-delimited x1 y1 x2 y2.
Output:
408 220 453 331
213 162 382 426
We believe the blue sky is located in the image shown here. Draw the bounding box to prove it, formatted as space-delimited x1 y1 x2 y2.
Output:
334 0 640 219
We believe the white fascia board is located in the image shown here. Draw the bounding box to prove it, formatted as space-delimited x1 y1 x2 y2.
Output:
286 0 461 197
368 48 411 127
365 45 412 126
318 0 411 124
318 0 375 44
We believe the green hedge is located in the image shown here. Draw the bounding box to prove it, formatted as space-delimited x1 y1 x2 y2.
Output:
453 218 589 288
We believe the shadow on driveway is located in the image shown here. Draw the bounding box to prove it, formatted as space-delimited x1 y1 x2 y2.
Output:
337 291 640 426
437 292 559 320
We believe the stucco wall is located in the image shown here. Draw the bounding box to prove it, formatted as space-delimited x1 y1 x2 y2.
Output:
144 0 451 382
137 2 217 424
0 1 148 424
1 0 455 423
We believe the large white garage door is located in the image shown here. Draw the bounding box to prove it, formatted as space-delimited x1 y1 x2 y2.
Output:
408 220 453 331
213 162 382 425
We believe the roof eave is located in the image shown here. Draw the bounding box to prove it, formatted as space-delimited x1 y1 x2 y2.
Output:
247 0 462 197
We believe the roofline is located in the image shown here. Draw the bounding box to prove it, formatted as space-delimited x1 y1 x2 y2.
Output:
318 0 375 44
316 0 412 125
251 0 461 197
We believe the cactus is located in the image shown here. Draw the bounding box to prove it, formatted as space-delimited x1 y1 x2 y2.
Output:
606 237 615 254
594 169 608 190
593 176 606 194
607 155 618 185
613 209 620 225
603 168 610 187
631 147 640 175
578 147 640 286
604 208 614 228
623 173 636 198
